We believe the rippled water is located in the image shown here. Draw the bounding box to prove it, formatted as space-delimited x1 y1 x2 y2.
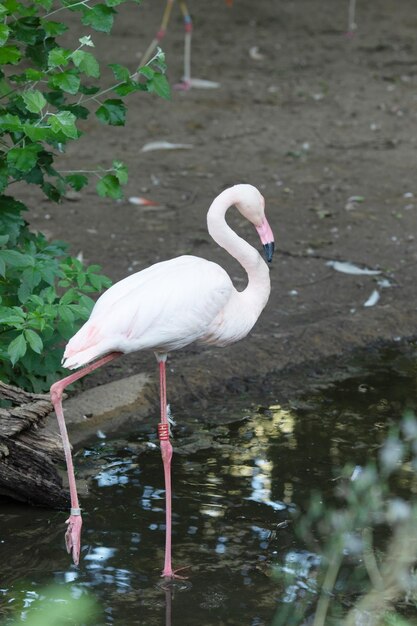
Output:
1 344 417 625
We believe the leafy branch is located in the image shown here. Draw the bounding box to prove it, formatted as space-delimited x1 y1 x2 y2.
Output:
0 0 171 390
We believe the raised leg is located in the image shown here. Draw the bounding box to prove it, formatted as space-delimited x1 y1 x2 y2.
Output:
50 351 121 565
139 0 175 67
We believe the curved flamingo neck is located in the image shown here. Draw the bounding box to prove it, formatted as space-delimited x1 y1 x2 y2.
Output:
207 186 259 271
206 186 271 309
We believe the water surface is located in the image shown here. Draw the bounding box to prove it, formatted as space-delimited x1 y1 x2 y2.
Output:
1 344 417 625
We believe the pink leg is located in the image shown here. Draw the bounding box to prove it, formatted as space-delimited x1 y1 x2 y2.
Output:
156 358 189 580
174 3 192 90
157 355 175 577
50 351 121 565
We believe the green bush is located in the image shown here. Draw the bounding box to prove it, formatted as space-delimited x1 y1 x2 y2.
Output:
0 0 170 391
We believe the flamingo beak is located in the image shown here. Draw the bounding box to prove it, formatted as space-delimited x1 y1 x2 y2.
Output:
263 242 275 263
256 217 275 264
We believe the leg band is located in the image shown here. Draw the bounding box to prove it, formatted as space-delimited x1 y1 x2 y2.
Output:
70 507 81 516
158 423 170 441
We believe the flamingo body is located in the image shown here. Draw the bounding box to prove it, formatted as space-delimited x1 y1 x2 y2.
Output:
64 256 233 367
51 183 274 576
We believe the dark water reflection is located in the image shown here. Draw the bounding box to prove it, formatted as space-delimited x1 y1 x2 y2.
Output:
1 344 417 625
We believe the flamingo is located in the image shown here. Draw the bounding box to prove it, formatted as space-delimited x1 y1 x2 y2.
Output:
140 0 233 90
50 183 274 578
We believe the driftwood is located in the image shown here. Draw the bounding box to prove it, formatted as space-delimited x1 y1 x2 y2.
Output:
0 381 69 509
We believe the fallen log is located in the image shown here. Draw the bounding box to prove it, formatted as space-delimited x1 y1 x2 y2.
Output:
0 380 69 509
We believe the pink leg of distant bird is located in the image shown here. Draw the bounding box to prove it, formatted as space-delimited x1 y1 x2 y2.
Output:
174 1 193 90
50 352 121 565
156 355 175 577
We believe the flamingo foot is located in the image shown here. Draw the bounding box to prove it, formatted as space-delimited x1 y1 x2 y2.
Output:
161 565 191 580
65 513 82 566
173 79 192 91
174 78 221 91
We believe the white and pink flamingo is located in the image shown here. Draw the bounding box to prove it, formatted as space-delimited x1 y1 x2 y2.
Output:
50 183 274 578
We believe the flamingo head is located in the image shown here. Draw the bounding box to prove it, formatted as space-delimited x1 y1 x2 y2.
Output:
234 184 275 263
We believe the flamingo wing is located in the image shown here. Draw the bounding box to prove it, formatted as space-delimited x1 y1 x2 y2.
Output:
63 255 233 368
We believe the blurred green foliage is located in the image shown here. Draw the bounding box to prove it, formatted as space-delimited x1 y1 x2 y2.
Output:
4 585 98 626
273 411 417 626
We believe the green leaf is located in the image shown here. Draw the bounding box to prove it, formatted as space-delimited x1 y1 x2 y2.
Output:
112 160 128 184
0 113 23 133
48 47 70 68
78 84 100 95
71 50 100 78
41 20 68 37
109 63 130 82
0 235 9 245
96 174 122 199
0 194 26 213
8 333 27 365
22 89 47 113
65 173 88 191
7 144 42 172
62 103 89 120
79 294 96 311
0 304 25 318
0 310 25 325
76 271 86 288
18 280 31 303
138 66 153 80
60 288 77 305
148 73 170 100
23 123 52 141
0 23 10 46
113 81 143 97
12 16 42 45
39 264 57 285
95 99 126 126
58 304 74 324
81 4 115 33
40 286 58 304
25 68 43 80
79 35 94 47
25 329 43 354
49 111 78 139
0 249 34 267
88 271 105 290
0 45 22 65
42 181 62 201
49 71 80 95
61 104 90 120
22 266 42 289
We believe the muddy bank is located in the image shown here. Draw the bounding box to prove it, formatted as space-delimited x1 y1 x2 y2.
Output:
18 0 417 441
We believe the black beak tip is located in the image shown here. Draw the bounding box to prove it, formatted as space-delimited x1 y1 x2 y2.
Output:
263 241 274 263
